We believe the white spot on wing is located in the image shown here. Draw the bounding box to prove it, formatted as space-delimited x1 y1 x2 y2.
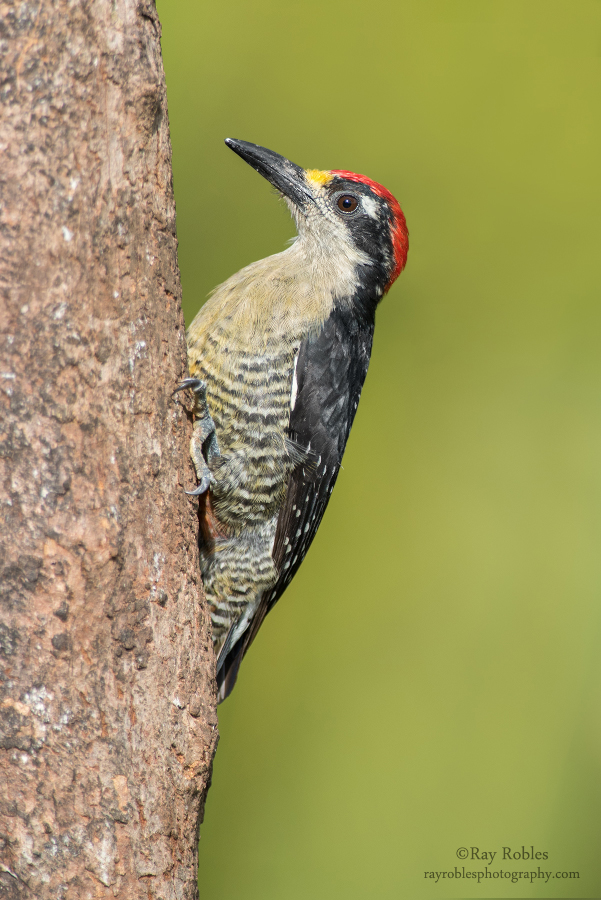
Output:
290 351 299 411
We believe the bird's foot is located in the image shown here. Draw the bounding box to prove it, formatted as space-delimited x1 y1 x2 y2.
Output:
175 377 220 495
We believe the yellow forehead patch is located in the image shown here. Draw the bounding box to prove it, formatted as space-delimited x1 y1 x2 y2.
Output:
305 169 333 187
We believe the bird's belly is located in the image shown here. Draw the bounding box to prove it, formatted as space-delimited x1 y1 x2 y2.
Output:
199 346 297 528
191 345 299 648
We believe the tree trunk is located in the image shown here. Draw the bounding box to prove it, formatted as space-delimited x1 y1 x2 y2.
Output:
0 0 218 896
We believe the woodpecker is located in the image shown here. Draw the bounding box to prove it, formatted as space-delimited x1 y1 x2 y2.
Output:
181 139 408 702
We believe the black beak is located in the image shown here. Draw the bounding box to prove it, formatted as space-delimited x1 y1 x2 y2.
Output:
225 139 313 209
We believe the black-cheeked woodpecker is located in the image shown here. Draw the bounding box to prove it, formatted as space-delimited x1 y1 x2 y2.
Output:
179 140 408 702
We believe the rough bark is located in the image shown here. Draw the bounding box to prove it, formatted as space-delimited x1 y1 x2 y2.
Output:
0 0 218 896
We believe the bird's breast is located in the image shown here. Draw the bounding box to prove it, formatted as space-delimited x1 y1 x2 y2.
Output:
191 324 300 526
186 252 346 525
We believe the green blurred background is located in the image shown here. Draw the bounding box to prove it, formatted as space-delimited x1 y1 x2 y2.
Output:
156 1 601 896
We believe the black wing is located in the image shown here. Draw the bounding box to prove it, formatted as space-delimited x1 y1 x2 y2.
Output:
216 306 375 701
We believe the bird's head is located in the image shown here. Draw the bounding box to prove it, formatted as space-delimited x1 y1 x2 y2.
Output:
225 139 408 310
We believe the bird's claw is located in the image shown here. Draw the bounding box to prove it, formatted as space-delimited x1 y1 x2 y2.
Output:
173 377 205 396
185 474 211 497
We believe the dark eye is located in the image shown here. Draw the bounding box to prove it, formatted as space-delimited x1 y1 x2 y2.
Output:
337 194 359 213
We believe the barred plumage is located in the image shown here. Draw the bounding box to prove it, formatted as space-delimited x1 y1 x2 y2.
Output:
185 140 408 701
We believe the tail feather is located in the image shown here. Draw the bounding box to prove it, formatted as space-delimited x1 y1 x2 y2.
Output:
216 641 246 703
